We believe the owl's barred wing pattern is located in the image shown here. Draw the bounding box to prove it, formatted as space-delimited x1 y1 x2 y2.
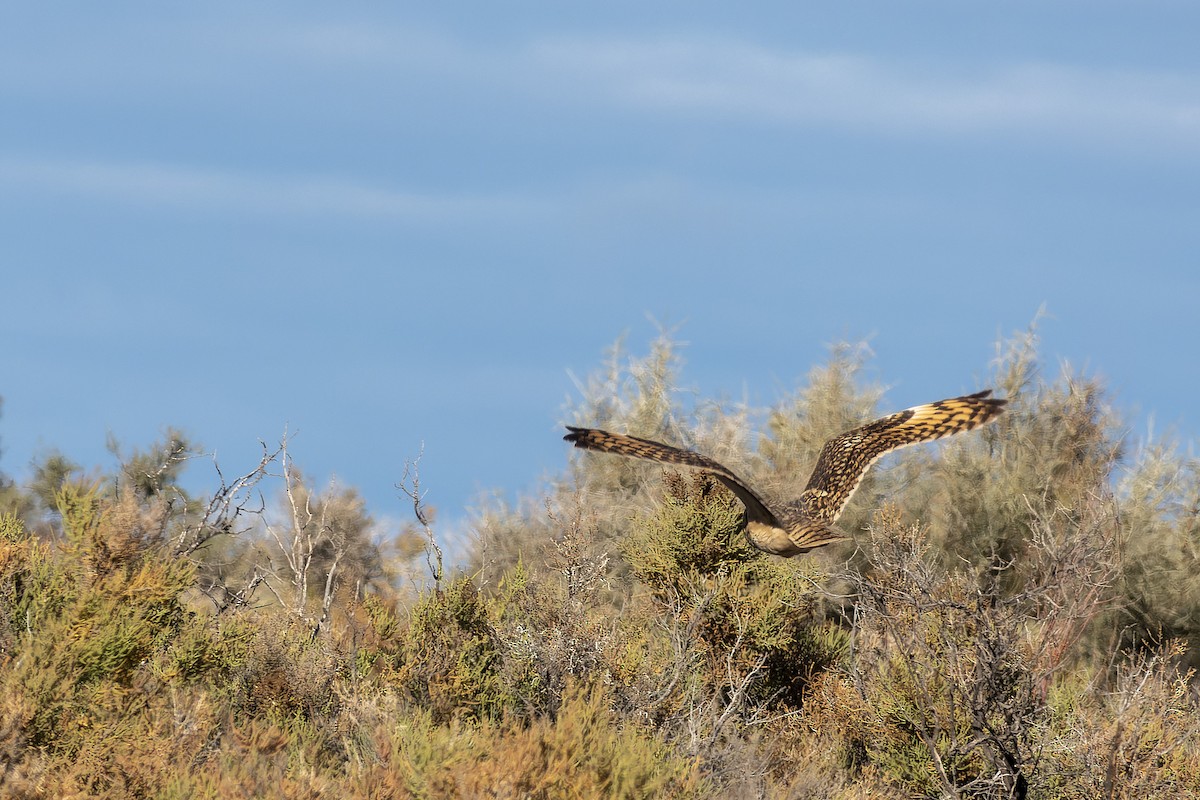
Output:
563 426 783 528
799 390 1007 523
564 389 1006 558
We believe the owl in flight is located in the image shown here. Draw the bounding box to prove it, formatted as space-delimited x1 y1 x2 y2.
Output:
565 390 1006 557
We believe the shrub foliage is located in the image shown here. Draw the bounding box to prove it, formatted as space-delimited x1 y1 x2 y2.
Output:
2 325 1199 798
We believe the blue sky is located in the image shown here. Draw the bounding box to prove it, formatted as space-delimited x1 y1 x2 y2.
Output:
2 3 1198 542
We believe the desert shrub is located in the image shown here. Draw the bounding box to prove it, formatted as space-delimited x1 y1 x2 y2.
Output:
344 591 405 679
369 681 707 800
395 575 509 723
627 471 844 707
615 472 846 791
6 326 1200 798
488 558 616 718
1116 441 1200 667
809 494 1123 798
0 486 194 755
232 614 342 723
915 328 1122 582
0 489 222 798
1040 641 1200 798
390 559 636 727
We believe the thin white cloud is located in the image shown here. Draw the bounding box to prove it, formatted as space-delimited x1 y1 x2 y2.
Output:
528 36 1200 152
0 151 887 233
0 154 544 223
13 15 1194 157
250 22 1200 154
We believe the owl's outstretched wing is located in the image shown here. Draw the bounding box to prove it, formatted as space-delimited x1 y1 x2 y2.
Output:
799 390 1006 523
564 426 782 528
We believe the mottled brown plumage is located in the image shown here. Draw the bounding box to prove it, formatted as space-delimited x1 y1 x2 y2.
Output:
564 390 1006 556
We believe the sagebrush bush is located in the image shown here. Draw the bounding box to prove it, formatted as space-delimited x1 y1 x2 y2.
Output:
396 575 508 723
624 472 844 712
3 326 1200 798
369 682 708 799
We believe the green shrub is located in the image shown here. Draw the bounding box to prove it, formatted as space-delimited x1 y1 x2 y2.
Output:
397 575 508 723
0 488 194 755
5 328 1200 798
380 681 708 799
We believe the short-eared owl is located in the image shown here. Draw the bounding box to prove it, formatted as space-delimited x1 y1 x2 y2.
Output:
564 390 1006 556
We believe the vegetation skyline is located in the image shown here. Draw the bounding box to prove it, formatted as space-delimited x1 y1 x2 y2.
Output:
3 5 1198 535
2 325 1198 796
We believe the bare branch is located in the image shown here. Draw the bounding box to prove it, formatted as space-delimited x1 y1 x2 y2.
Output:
174 438 283 557
397 446 443 590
